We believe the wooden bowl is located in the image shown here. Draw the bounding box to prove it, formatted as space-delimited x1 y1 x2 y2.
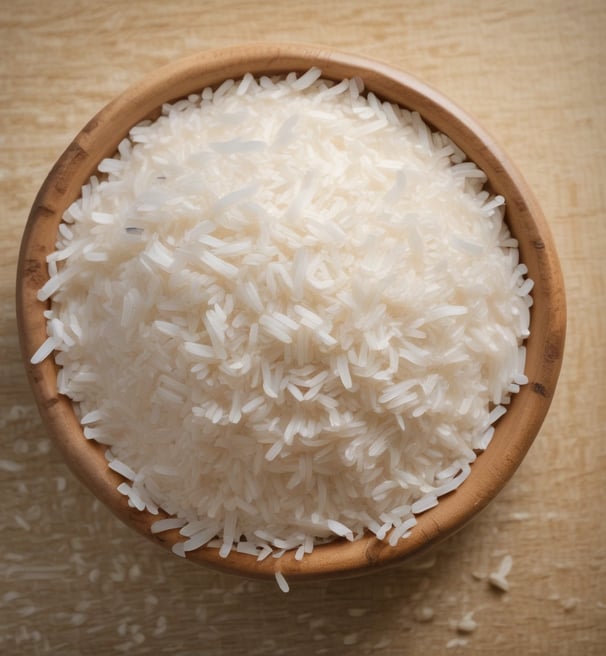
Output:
16 43 566 581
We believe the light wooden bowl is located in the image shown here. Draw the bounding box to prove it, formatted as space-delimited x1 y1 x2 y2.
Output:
17 43 566 581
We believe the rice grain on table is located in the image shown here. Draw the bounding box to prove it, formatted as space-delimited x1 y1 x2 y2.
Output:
32 68 533 562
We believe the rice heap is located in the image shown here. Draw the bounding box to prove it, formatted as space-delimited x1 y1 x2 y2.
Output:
33 69 532 561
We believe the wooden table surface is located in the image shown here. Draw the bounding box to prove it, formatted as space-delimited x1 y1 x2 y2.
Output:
1 1 604 654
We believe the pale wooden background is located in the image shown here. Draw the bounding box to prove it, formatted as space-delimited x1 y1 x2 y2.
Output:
1 1 605 654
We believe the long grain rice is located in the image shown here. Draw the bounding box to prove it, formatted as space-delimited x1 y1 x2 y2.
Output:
32 69 533 568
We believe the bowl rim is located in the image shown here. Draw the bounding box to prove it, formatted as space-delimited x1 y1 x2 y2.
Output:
16 42 566 581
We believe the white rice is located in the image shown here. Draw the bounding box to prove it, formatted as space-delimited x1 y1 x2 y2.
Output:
274 571 290 593
32 69 533 565
488 553 514 592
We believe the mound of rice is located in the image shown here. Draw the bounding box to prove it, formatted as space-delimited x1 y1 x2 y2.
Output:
33 69 532 561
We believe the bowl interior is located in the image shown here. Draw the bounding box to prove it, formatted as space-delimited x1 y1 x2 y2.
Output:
16 43 566 581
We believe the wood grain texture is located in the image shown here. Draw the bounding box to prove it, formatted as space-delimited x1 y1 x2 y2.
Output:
1 1 604 654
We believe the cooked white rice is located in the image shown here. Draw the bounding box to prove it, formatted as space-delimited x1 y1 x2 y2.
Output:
32 68 533 562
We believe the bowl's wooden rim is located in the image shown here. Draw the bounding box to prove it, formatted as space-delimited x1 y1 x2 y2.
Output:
16 42 566 581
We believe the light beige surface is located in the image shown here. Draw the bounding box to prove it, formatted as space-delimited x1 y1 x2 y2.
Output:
1 1 604 654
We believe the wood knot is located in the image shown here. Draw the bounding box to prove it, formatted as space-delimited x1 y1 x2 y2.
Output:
24 258 46 287
545 341 560 363
532 382 548 397
82 117 99 135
